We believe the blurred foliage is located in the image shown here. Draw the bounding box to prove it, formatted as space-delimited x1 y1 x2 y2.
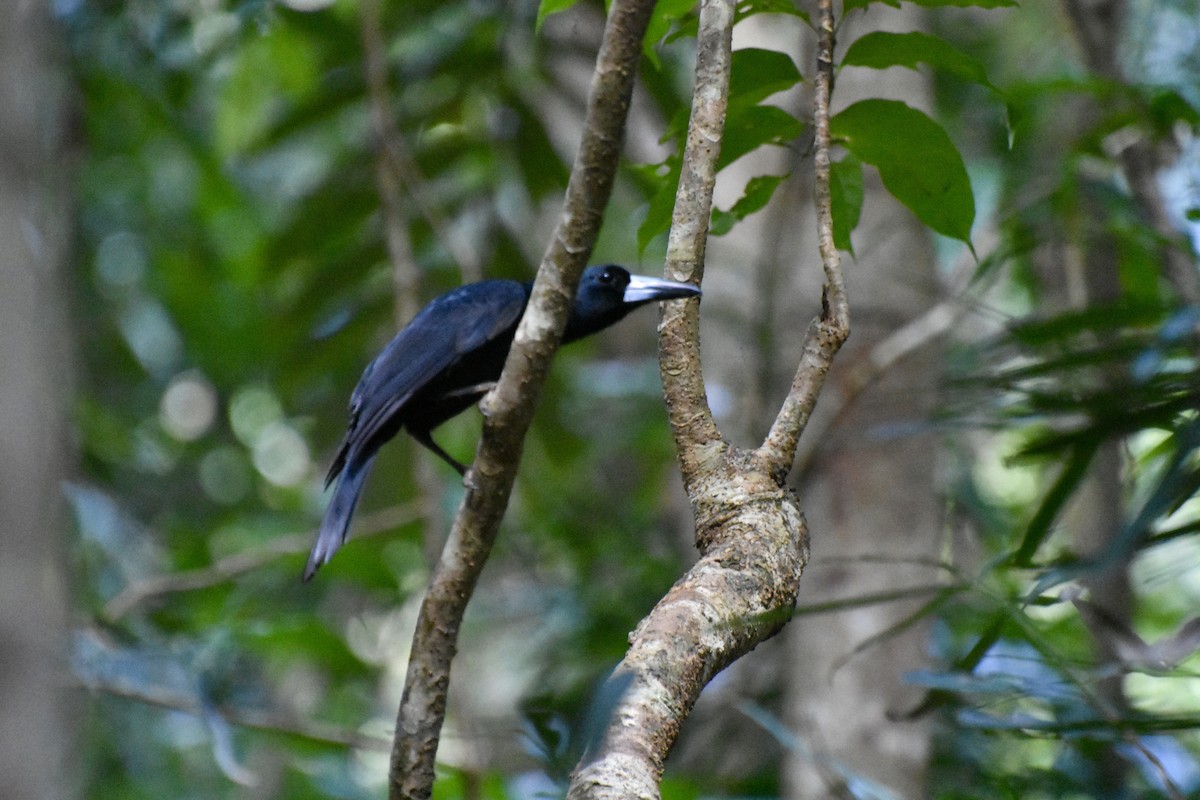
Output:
61 0 1200 798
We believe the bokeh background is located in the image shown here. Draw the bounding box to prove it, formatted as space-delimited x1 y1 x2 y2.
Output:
4 0 1200 797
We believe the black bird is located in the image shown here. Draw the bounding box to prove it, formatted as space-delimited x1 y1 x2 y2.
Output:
305 264 700 579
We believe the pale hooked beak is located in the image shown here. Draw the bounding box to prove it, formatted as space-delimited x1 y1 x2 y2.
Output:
623 274 702 305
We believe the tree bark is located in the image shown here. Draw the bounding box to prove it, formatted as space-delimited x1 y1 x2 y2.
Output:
0 3 76 798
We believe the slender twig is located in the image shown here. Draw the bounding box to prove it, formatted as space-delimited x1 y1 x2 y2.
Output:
102 504 422 622
757 0 850 481
81 677 392 751
791 582 969 617
359 0 483 284
387 2 656 798
361 0 422 322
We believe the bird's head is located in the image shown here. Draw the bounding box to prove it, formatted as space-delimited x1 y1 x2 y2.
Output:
563 264 701 342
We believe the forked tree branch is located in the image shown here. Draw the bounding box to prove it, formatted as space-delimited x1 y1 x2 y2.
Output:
387 2 656 798
568 0 848 794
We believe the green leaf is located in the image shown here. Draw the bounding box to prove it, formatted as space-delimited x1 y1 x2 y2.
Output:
831 99 975 245
1009 442 1097 567
711 173 788 236
729 48 804 109
635 159 682 254
536 0 581 32
721 103 804 170
830 154 863 253
643 0 697 68
842 31 998 93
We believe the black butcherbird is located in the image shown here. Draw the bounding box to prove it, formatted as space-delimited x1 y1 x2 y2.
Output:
305 264 700 579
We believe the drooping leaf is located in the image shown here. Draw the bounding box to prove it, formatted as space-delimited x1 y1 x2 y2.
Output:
844 0 900 11
831 99 975 246
842 31 998 93
1009 442 1097 567
830 153 864 253
634 159 682 254
711 173 789 236
643 0 698 68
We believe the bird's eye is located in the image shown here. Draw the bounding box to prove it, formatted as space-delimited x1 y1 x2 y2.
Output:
599 269 615 284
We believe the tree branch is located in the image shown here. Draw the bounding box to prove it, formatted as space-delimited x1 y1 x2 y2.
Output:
758 0 850 480
387 2 656 798
657 0 729 478
359 0 483 285
361 0 422 322
360 0 449 567
568 493 808 800
793 299 959 477
81 676 391 752
102 504 422 622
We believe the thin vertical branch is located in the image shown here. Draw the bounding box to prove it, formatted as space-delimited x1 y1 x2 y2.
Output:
361 0 424 320
658 0 729 482
387 2 656 798
359 0 483 285
757 0 850 480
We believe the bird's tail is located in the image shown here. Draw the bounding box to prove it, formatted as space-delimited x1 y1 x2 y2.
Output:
304 455 376 581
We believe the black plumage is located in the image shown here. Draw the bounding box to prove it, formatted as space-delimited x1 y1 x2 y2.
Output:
305 264 700 579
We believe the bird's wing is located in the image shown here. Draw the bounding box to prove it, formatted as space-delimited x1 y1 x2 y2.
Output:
331 281 527 477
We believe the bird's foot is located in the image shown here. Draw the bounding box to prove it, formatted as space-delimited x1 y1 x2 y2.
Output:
462 466 480 492
443 381 498 400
